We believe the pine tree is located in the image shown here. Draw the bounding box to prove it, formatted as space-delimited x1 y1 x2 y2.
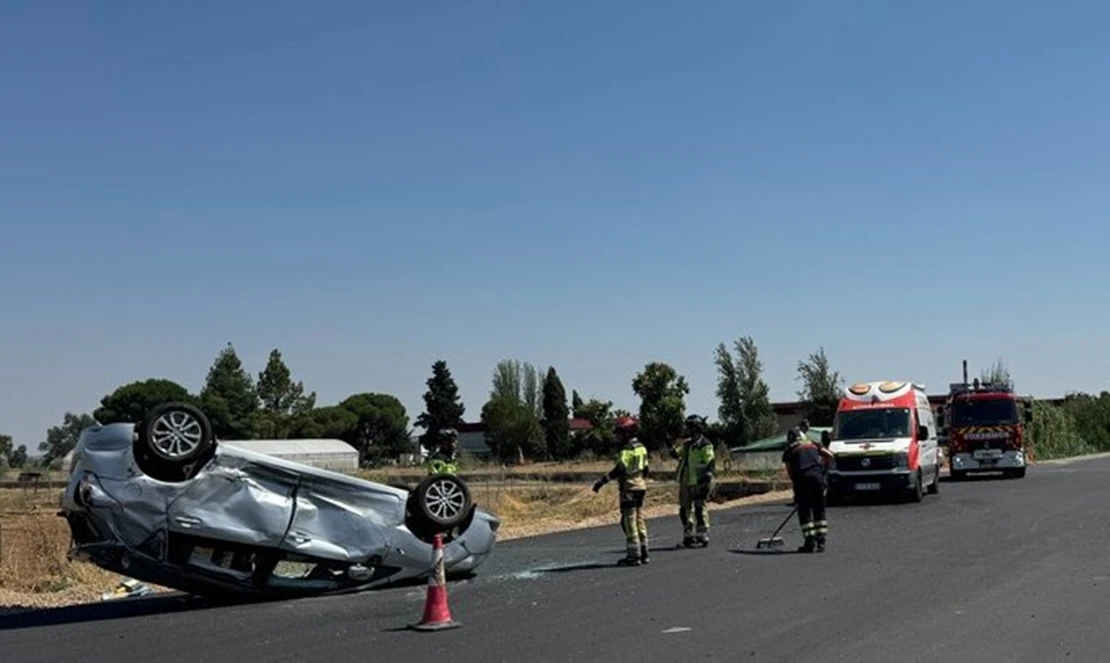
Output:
255 348 316 438
200 342 259 439
415 360 466 452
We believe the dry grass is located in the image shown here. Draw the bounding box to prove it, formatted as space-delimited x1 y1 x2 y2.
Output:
0 468 789 611
0 488 134 613
468 479 792 541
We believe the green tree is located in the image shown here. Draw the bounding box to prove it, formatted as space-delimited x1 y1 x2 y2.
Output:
979 357 1014 389
93 378 195 424
796 347 842 426
541 367 571 460
254 349 316 439
0 432 12 464
714 342 746 447
482 359 546 461
199 343 259 439
632 361 690 450
338 393 412 466
736 337 778 442
39 412 98 466
481 396 545 462
8 445 28 469
1060 391 1110 453
1029 398 1095 459
571 390 584 415
415 360 466 452
491 358 544 419
291 405 360 440
570 397 619 457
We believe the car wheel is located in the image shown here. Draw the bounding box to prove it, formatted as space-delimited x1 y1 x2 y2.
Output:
134 402 216 481
411 474 473 533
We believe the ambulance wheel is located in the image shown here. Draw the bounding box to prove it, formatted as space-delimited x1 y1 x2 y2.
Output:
906 470 924 503
927 469 940 495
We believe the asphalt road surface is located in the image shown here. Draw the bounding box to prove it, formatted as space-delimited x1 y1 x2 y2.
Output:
4 456 1109 662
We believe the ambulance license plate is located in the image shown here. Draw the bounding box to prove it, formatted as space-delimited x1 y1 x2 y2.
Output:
855 483 880 491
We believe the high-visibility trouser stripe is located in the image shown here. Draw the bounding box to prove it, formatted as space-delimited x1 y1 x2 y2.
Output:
813 520 829 535
800 522 815 535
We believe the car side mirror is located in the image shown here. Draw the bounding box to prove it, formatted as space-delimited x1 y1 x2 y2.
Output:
917 425 929 440
821 430 831 446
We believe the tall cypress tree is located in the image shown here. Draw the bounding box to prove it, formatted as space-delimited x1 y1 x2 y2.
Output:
542 367 571 460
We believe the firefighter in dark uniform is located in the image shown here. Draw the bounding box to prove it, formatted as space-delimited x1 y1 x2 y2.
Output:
782 427 834 553
592 416 650 566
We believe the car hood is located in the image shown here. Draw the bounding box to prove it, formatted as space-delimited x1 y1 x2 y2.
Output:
829 437 911 454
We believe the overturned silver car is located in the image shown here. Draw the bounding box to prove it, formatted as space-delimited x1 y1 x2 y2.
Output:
59 402 499 598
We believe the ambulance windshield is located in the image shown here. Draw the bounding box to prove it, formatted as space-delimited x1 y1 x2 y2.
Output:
950 399 1018 426
834 408 912 441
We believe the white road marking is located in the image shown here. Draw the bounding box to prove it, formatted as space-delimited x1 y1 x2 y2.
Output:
663 627 692 633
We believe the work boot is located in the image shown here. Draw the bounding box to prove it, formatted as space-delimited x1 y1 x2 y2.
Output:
697 534 709 547
617 556 641 567
640 544 650 564
797 536 816 554
816 536 826 553
682 536 695 548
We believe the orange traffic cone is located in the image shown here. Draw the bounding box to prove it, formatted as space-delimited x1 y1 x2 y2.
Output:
409 533 461 631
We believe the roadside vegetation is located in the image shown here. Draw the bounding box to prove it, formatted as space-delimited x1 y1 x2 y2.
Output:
1 341 1107 611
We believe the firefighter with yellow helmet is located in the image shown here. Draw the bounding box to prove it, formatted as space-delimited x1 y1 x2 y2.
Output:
592 416 650 566
670 414 715 547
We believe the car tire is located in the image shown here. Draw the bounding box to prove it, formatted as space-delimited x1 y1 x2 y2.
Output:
134 402 216 482
410 474 473 533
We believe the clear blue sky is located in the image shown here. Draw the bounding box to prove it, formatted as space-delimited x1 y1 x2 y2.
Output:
3 1 1109 450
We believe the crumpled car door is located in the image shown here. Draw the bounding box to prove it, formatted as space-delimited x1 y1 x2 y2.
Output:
279 474 404 562
165 462 297 548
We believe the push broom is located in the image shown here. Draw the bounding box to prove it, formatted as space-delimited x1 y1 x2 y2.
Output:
755 505 798 549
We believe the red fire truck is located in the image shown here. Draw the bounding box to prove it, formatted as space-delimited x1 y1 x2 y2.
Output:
938 363 1033 480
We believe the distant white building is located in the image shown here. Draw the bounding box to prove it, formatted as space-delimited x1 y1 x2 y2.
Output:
221 438 360 472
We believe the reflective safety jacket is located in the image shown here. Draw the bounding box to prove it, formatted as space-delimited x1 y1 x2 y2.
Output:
607 439 649 491
425 450 459 475
671 435 715 487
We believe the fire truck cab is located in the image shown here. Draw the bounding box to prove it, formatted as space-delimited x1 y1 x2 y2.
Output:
825 381 941 504
938 379 1032 480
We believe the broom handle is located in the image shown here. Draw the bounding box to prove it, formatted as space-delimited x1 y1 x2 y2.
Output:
769 506 798 538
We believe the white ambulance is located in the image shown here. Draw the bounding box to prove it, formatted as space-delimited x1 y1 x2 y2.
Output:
824 381 942 504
